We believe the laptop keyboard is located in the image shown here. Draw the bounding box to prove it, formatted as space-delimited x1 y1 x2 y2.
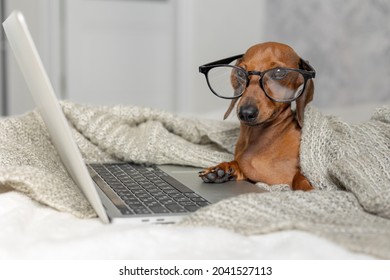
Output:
88 163 210 216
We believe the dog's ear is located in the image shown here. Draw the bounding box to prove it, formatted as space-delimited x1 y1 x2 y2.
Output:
295 58 314 127
223 57 243 120
223 99 239 120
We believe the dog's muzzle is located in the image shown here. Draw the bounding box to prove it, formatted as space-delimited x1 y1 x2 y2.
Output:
238 105 259 123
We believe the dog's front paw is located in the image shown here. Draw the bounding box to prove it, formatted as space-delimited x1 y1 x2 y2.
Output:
198 167 233 183
198 161 240 183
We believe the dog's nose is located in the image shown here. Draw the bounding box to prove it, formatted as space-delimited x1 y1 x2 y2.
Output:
238 105 259 123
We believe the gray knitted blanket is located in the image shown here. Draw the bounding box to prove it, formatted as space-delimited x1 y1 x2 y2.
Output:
0 101 389 258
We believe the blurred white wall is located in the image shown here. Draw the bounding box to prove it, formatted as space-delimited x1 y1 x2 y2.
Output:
3 0 264 116
261 0 390 110
176 0 264 115
4 0 61 115
2 0 390 118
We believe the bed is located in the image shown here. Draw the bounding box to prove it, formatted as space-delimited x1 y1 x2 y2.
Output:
0 101 388 260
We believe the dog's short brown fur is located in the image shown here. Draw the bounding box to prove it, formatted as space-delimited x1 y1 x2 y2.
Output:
199 42 314 191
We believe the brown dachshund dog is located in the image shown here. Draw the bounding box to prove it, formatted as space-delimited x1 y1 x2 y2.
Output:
199 42 315 191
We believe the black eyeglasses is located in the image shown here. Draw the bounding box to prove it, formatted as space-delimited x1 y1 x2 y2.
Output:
199 54 316 102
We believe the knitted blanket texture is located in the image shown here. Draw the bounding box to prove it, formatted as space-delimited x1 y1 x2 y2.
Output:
0 101 389 258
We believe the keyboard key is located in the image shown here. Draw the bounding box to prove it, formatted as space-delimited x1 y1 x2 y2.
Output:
139 196 155 203
170 193 185 199
184 205 201 212
179 201 197 206
120 208 134 215
145 187 160 193
165 203 186 213
138 193 152 199
164 189 180 195
184 193 202 198
134 208 152 215
196 201 210 207
123 198 138 204
156 195 170 201
124 183 140 189
144 200 159 207
126 201 143 208
149 206 169 214
175 197 191 202
149 191 165 196
160 199 175 205
191 197 207 202
132 189 148 195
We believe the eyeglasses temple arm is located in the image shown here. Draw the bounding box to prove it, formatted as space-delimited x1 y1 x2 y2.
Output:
199 54 244 71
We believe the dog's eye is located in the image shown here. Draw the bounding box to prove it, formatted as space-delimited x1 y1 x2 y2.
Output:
235 69 246 81
230 69 246 95
270 68 288 80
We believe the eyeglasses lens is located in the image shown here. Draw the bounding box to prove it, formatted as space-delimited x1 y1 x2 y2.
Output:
262 69 305 101
206 59 246 99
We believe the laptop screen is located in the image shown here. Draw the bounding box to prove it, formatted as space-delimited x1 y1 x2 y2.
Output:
3 11 109 223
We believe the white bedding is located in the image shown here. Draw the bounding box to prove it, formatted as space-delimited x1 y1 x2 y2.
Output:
0 191 373 259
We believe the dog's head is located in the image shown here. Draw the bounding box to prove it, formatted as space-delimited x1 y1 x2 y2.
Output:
223 42 315 128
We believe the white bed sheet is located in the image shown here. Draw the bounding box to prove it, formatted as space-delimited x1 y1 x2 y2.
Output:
0 191 373 260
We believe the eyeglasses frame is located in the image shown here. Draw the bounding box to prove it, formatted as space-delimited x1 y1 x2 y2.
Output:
199 54 316 103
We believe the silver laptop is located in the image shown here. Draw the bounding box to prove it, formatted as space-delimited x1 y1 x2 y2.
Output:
3 11 263 224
